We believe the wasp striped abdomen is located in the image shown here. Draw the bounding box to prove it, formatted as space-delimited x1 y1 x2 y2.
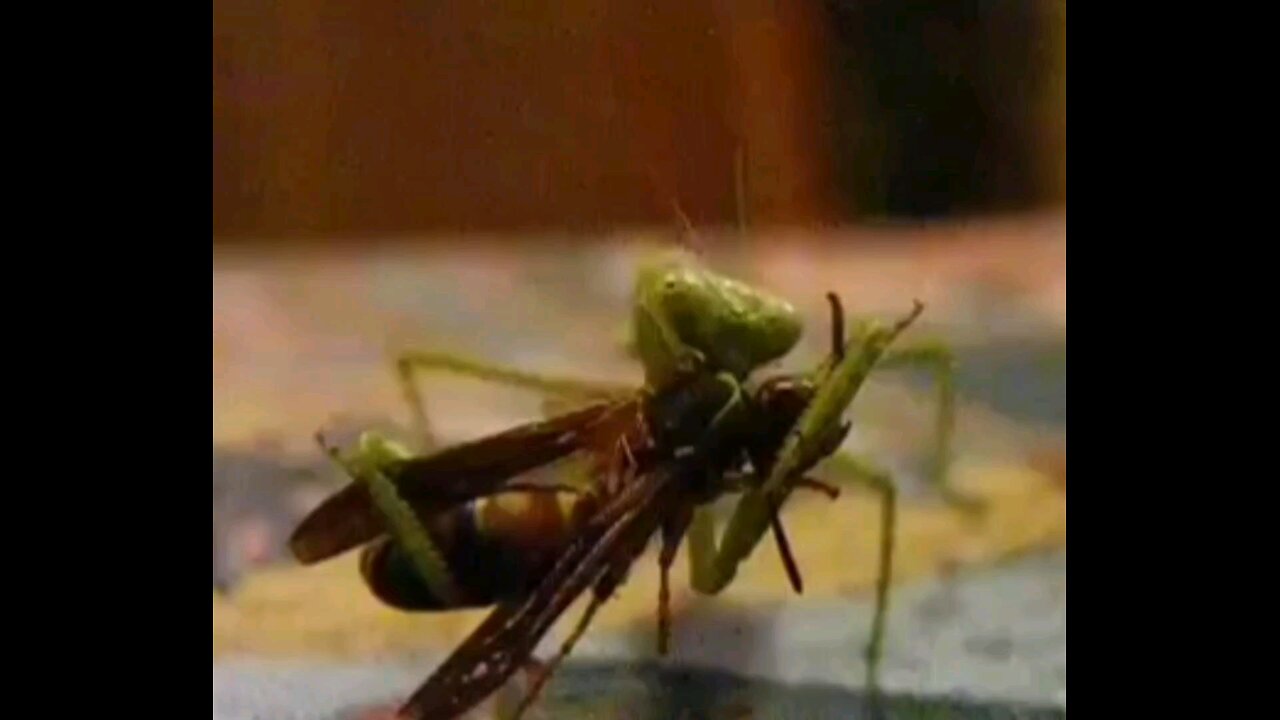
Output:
359 489 595 610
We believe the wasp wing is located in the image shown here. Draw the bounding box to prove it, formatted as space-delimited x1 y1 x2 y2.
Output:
394 463 680 720
289 398 642 565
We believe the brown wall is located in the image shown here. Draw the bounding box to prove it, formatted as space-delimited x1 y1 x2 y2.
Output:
213 0 1065 241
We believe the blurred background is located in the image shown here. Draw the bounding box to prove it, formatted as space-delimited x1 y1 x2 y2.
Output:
213 1 1065 718
213 0 1064 238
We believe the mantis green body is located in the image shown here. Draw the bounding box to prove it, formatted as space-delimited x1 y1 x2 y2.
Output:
334 249 973 700
631 248 802 389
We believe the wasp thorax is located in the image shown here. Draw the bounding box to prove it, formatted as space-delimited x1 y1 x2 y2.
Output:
754 376 816 434
646 371 740 451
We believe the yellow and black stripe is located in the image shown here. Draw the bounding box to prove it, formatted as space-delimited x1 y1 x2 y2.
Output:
358 489 596 610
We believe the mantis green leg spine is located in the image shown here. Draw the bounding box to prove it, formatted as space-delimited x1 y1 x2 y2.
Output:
762 304 922 498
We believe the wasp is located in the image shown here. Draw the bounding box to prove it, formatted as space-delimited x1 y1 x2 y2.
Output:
290 248 963 719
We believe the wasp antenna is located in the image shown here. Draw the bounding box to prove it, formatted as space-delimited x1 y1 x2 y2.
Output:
825 292 846 360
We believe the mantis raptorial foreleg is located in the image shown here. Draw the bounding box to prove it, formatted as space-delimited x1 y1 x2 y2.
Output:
622 321 969 508
683 451 896 692
632 292 708 387
657 501 695 657
683 303 922 697
315 430 464 606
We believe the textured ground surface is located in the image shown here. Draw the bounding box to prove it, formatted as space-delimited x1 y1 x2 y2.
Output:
214 551 1066 720
213 215 1066 718
214 459 1065 658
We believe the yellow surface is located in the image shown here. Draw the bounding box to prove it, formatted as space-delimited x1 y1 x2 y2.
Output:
213 458 1065 659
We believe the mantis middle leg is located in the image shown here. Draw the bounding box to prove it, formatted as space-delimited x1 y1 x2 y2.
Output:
876 341 984 513
394 350 634 448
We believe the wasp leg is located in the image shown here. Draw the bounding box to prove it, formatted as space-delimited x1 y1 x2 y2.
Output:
767 503 804 594
491 659 552 720
510 590 610 720
316 431 463 606
684 406 860 594
657 502 695 656
822 449 899 698
687 471 838 597
394 350 634 448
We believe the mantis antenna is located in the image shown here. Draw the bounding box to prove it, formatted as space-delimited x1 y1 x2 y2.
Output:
734 142 748 241
642 161 707 257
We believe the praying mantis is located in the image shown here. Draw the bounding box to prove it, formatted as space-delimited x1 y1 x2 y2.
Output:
291 234 977 719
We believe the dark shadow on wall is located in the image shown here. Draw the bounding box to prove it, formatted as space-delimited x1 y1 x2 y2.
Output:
821 0 1066 219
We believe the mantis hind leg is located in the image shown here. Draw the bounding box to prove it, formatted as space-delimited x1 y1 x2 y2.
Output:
823 450 899 697
394 350 634 448
874 341 984 514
